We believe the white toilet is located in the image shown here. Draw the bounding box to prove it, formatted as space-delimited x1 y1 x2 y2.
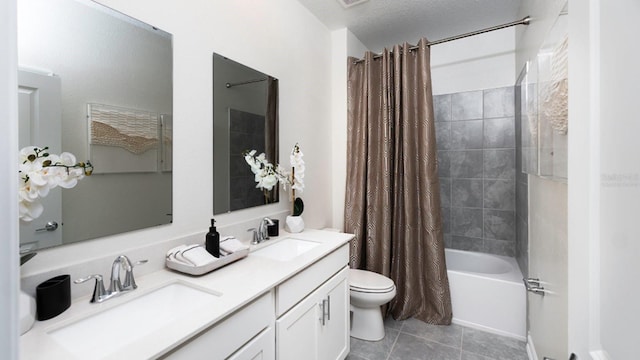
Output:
349 269 397 341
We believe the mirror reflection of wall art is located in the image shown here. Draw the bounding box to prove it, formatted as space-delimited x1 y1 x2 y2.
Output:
88 103 159 173
161 114 173 172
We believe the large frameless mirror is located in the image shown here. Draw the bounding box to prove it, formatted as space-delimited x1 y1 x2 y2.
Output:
18 0 173 251
212 53 279 214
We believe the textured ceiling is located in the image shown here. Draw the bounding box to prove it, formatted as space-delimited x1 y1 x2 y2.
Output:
297 0 524 53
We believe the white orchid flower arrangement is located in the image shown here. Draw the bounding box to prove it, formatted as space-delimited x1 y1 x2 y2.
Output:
244 143 305 215
19 146 93 222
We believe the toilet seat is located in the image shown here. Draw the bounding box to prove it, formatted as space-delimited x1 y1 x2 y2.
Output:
349 269 395 293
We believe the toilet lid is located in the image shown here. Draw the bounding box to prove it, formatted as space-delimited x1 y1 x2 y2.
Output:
349 269 395 293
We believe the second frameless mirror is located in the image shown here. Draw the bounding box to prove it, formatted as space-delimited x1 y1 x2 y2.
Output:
212 53 279 214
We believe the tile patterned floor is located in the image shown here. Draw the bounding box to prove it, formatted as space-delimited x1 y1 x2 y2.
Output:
346 317 528 360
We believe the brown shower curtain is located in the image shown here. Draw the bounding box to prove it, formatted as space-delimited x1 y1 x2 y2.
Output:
345 38 452 324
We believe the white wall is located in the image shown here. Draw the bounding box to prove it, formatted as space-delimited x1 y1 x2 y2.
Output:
330 29 368 230
18 0 334 282
597 2 640 356
430 28 516 95
568 1 640 358
0 0 20 356
515 1 567 74
567 1 594 357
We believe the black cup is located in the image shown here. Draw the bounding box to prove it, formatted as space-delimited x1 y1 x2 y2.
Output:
36 274 71 321
267 219 279 237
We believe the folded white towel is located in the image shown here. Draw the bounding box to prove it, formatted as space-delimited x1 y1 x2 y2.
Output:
175 244 199 266
182 245 217 267
167 245 189 265
220 238 248 254
167 245 185 259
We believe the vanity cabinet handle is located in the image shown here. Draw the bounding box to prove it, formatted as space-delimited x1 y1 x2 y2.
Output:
318 295 331 326
326 295 331 321
319 300 327 326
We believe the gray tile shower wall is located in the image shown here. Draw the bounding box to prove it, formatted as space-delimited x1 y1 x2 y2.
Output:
435 86 516 257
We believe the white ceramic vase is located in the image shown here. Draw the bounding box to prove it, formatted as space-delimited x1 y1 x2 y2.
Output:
285 215 305 233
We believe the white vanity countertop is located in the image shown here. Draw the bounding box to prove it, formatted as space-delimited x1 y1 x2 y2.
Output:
20 229 353 360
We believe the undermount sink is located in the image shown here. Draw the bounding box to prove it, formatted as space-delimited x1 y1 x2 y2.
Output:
48 281 220 359
252 237 320 262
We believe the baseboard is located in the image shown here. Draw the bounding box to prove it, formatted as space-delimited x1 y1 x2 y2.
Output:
451 318 526 341
526 334 538 360
526 338 610 360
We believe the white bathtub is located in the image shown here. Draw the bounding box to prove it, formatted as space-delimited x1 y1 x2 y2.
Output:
445 249 526 340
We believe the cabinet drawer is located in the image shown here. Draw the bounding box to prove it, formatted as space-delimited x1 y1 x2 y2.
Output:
276 244 348 317
227 326 275 360
162 291 274 360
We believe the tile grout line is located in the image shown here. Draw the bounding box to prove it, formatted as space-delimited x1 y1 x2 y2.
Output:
384 328 401 360
395 325 464 355
459 327 465 360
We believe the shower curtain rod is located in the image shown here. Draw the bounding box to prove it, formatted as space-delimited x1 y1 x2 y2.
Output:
225 77 268 88
354 16 531 63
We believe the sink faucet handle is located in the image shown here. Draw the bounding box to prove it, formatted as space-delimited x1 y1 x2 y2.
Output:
258 217 275 242
122 259 147 291
247 228 259 245
74 274 108 303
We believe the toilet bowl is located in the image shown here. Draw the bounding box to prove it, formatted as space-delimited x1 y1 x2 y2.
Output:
349 269 396 341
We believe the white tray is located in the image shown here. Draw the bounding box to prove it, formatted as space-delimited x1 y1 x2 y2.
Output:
165 247 250 276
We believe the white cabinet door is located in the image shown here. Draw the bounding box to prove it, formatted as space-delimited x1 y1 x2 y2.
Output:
318 268 349 360
276 292 321 360
277 267 348 360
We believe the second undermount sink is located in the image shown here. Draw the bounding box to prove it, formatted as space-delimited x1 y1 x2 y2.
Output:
48 281 221 359
252 237 320 262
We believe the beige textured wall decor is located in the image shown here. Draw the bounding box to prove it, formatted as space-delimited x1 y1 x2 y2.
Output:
89 103 159 154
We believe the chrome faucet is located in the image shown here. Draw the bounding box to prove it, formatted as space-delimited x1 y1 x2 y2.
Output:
74 255 147 303
258 217 275 243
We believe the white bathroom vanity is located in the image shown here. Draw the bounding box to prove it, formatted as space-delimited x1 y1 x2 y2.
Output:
20 230 353 360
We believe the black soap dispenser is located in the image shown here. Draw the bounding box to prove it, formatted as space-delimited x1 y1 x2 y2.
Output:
205 219 220 258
